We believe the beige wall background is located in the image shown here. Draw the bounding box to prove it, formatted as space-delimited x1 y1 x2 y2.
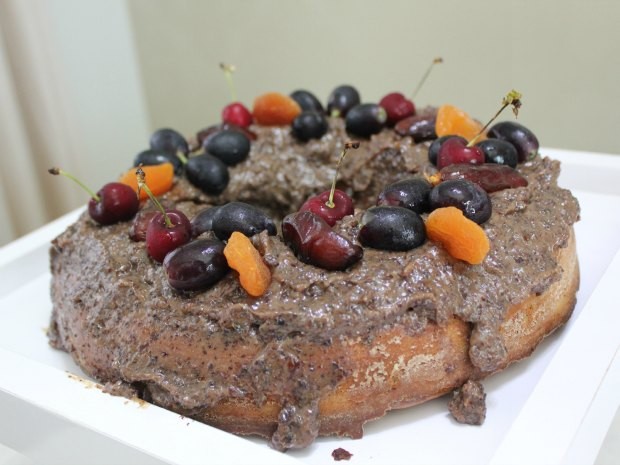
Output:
0 0 619 247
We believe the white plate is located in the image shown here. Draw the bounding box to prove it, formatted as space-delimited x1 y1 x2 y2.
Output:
0 148 619 465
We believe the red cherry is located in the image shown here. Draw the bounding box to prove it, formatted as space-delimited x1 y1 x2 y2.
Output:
379 92 416 126
299 189 353 226
436 137 484 170
145 209 192 262
222 102 253 128
87 182 139 225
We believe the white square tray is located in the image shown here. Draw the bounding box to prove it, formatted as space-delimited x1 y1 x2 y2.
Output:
0 148 619 465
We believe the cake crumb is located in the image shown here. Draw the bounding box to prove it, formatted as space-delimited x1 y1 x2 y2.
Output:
332 447 353 461
448 379 486 425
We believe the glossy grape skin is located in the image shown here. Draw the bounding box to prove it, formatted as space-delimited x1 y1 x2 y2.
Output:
163 239 229 291
185 154 230 195
376 178 432 214
429 179 491 224
439 163 528 193
428 135 467 166
205 130 251 166
291 111 329 142
358 206 426 251
211 202 277 240
475 139 518 168
326 85 361 117
129 209 159 241
487 121 539 162
197 123 257 149
134 149 184 175
394 113 437 142
290 90 324 113
345 103 387 138
282 211 363 271
190 206 221 238
145 209 192 262
299 189 354 226
88 182 139 225
149 128 189 156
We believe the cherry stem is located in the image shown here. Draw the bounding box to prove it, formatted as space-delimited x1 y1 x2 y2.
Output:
325 141 360 208
135 166 173 228
48 167 101 202
220 62 237 103
467 89 522 147
411 57 443 101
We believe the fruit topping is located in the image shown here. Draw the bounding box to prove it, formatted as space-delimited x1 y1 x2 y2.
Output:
394 113 437 142
358 206 426 251
436 137 484 170
345 103 387 138
291 110 329 142
253 92 301 126
163 239 229 291
475 139 518 168
190 206 221 238
376 177 432 213
220 63 253 128
299 141 358 225
48 168 139 225
428 135 467 166
197 123 257 149
487 121 539 162
327 85 360 117
149 128 189 156
290 90 325 113
282 211 363 271
435 105 484 141
211 201 277 240
204 129 251 166
185 154 230 195
224 231 272 297
129 209 159 241
133 149 184 175
379 92 415 126
429 179 492 224
425 206 490 265
439 164 528 192
119 162 175 200
135 167 191 262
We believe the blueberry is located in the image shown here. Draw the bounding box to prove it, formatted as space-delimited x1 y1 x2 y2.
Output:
133 149 183 175
291 111 329 142
429 179 491 224
376 178 432 214
185 154 229 195
476 139 518 168
163 239 229 291
211 202 277 240
428 135 467 166
205 129 251 166
149 128 189 155
290 90 324 113
359 206 426 251
487 121 539 162
327 85 361 117
345 103 387 138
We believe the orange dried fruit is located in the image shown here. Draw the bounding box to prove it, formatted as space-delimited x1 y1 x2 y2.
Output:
425 206 490 264
435 104 485 141
119 163 174 200
224 231 272 297
253 92 301 126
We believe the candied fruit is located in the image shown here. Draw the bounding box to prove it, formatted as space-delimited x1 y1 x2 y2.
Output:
253 92 301 126
224 231 271 297
435 104 485 141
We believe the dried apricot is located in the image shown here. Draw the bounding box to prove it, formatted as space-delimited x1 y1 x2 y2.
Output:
119 162 174 200
224 231 271 297
253 92 301 125
435 104 485 141
425 206 490 264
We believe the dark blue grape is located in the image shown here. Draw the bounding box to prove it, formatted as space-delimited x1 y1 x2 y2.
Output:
290 90 324 113
205 130 250 166
190 206 221 238
291 111 329 142
211 202 276 240
185 154 229 195
475 139 518 168
133 149 183 175
327 85 361 117
428 135 467 166
376 178 431 213
345 103 387 138
487 121 539 162
149 128 189 155
359 206 426 251
429 179 491 224
163 239 229 291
